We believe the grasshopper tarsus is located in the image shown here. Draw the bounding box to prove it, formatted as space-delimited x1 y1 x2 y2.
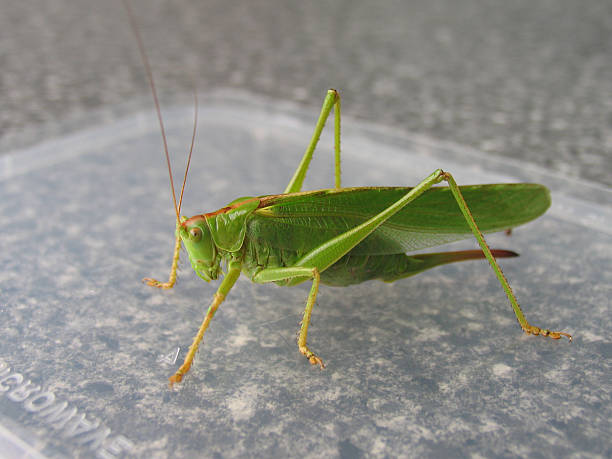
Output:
309 356 326 370
168 372 184 387
169 363 191 387
523 324 573 342
550 331 573 342
300 347 325 369
143 277 175 289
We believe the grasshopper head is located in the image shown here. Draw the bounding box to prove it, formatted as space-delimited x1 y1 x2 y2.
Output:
179 217 220 282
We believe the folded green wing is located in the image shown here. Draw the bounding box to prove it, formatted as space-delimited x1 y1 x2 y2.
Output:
249 184 550 255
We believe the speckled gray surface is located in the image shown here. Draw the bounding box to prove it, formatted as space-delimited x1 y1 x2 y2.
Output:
1 0 611 188
0 94 610 457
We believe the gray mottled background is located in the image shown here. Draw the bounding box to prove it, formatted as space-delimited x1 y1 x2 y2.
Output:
0 0 611 458
1 0 611 186
1 98 610 457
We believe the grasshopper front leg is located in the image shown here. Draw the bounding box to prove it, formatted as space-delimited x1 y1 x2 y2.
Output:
143 222 181 289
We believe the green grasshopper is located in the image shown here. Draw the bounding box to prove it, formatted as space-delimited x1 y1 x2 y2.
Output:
123 3 571 386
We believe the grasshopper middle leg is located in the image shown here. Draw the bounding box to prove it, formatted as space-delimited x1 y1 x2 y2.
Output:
254 266 325 367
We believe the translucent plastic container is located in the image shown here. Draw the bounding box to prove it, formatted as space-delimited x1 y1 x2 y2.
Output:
1 92 610 458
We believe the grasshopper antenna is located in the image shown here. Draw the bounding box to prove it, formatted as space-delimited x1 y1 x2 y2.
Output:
178 89 198 216
121 0 180 222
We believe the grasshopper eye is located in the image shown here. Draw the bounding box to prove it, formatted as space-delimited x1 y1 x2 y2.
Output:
189 227 202 242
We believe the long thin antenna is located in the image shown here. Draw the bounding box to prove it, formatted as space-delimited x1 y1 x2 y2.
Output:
178 90 198 215
121 0 180 222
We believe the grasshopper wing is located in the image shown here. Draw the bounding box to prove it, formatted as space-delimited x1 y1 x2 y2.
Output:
251 184 550 256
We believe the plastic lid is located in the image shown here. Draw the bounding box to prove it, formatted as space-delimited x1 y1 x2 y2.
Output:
0 92 610 457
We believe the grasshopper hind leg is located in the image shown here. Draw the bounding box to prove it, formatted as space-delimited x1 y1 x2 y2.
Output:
284 89 342 194
438 171 572 342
